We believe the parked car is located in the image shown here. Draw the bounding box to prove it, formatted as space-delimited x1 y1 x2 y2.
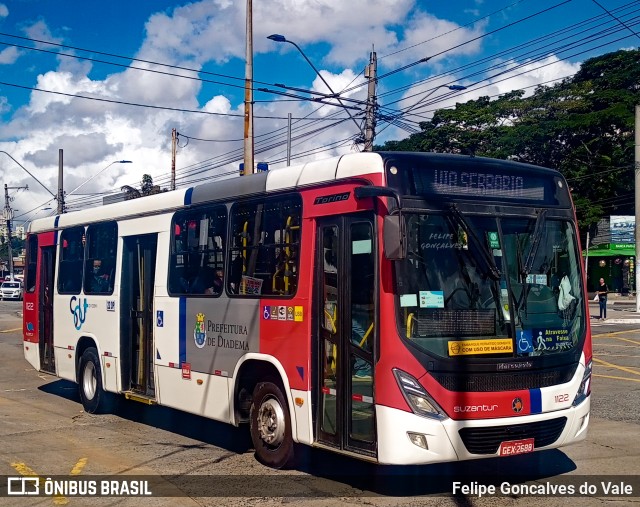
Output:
0 281 24 301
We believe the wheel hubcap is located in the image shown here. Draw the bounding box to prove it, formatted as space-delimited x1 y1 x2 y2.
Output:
82 361 97 401
257 397 285 446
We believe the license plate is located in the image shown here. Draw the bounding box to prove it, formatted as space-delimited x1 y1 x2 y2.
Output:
498 438 534 456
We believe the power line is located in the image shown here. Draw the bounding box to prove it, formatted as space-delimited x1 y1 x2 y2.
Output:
375 1 639 108
590 0 640 41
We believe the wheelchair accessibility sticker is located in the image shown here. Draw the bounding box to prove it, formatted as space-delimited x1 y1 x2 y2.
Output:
263 305 303 322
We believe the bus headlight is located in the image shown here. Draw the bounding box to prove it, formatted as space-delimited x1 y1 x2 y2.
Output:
393 368 447 420
572 359 592 407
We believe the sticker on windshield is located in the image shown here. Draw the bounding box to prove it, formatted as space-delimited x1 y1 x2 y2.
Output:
532 328 571 351
526 274 547 285
487 231 500 249
400 293 418 307
448 339 513 356
518 330 534 353
419 290 444 308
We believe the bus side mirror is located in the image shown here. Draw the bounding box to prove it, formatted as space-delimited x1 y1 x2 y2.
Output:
384 215 406 260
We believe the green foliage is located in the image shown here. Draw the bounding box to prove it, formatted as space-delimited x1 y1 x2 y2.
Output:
379 49 640 230
121 174 167 200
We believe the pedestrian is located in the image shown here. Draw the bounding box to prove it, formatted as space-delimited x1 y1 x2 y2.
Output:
597 277 609 320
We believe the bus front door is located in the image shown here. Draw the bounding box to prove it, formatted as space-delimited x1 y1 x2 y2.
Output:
121 234 157 398
39 246 55 373
315 216 376 457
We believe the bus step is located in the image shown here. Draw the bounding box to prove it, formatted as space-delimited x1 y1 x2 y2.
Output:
123 391 157 405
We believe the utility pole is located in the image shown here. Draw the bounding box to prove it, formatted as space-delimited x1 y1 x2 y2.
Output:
57 148 65 214
363 49 377 152
171 128 177 191
584 231 590 280
4 183 28 280
635 105 640 312
243 0 254 176
286 113 292 166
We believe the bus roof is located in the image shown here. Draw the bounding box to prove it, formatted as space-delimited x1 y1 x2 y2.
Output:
27 151 564 233
28 152 385 233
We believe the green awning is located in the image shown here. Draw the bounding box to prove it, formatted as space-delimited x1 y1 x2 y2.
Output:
583 243 636 257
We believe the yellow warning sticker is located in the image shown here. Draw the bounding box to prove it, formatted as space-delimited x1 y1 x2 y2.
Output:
294 306 304 322
448 339 513 356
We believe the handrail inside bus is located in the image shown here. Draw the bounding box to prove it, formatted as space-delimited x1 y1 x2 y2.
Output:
406 313 415 339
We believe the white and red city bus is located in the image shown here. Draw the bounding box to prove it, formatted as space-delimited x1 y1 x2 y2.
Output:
23 151 591 468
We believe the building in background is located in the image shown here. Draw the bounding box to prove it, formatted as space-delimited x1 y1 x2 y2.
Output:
584 215 635 294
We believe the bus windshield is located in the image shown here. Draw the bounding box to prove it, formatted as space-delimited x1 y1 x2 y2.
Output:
395 211 585 359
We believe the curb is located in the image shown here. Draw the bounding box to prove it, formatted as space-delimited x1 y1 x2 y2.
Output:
592 319 640 325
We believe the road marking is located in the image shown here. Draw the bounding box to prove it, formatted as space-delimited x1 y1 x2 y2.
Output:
11 462 38 476
10 458 89 505
593 329 640 338
593 357 640 376
596 353 640 358
594 374 640 383
613 336 640 345
70 457 88 476
0 327 22 333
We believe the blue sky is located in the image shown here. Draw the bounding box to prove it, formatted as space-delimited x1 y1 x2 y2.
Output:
0 0 637 220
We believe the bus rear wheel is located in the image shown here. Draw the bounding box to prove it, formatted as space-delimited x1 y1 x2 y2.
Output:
78 347 113 414
250 381 294 469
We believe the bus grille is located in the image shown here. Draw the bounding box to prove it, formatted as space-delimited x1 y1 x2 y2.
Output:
431 367 576 392
459 417 567 454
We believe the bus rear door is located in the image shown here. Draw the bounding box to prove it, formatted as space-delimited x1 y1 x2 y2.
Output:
39 245 56 373
120 234 157 400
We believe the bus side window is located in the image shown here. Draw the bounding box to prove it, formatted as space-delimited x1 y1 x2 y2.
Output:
25 235 38 293
169 206 227 296
83 222 117 295
58 226 85 294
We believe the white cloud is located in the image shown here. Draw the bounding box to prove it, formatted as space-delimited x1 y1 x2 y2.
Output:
4 0 580 218
0 4 8 18
23 20 63 48
0 46 19 64
482 55 580 97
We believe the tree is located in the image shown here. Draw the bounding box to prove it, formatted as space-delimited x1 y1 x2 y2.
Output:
378 49 640 231
121 174 166 200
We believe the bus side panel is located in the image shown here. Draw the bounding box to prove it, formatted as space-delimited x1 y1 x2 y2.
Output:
153 294 233 423
375 215 421 413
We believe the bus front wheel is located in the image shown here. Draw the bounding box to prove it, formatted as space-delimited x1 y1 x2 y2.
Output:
250 381 294 469
78 347 112 414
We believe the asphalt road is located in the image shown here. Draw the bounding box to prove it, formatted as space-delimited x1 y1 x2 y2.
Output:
0 300 638 506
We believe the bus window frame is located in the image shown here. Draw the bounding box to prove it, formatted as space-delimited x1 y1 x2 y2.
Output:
83 221 118 296
57 226 85 295
227 193 302 298
168 204 228 297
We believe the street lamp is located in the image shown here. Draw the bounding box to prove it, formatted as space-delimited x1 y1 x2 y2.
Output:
66 160 132 197
405 84 467 116
267 34 363 134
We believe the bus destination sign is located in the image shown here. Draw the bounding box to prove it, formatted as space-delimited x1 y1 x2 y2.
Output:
432 169 545 201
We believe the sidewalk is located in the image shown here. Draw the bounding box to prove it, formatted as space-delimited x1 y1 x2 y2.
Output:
588 293 640 324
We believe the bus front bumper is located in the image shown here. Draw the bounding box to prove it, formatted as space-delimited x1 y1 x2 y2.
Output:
376 397 590 465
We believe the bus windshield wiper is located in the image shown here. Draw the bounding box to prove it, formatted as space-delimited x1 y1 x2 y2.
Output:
448 204 501 281
521 210 548 278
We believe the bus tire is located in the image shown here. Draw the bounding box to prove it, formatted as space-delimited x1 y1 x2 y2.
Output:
78 347 113 414
250 380 294 469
